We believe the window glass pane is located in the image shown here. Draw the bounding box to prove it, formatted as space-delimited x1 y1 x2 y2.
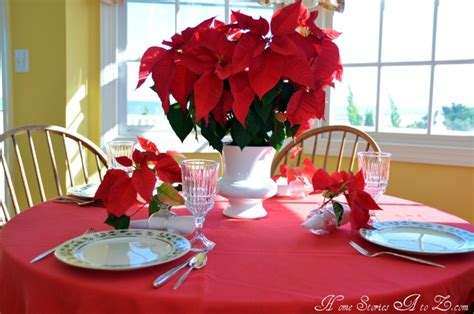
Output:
177 0 225 31
431 64 474 135
329 67 377 131
127 61 170 130
436 0 474 60
127 1 175 60
379 66 431 133
381 0 434 62
333 0 380 64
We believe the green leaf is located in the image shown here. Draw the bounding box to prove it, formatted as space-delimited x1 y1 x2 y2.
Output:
262 81 283 107
255 81 282 122
200 117 224 152
104 214 130 230
231 120 253 149
270 119 285 151
333 201 344 226
166 103 194 142
148 195 160 216
245 109 261 137
285 122 300 138
156 182 185 206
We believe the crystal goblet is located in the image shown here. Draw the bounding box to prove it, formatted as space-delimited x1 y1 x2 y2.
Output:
181 159 219 252
107 141 135 172
357 152 391 222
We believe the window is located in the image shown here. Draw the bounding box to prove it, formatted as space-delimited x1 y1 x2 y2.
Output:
327 0 473 165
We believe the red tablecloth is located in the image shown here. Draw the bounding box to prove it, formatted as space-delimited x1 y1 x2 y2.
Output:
0 195 473 314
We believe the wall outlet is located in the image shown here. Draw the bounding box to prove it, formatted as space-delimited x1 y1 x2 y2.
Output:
15 48 29 73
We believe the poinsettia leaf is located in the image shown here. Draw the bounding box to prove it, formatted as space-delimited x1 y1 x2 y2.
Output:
333 201 344 226
270 2 301 36
157 182 185 206
166 103 194 142
212 90 233 126
269 119 285 151
312 168 333 191
171 63 197 108
104 214 130 230
311 39 341 83
115 156 133 167
94 169 129 202
231 120 253 149
270 35 301 56
194 71 224 122
232 33 265 74
283 54 314 89
231 10 269 36
155 153 182 183
200 116 225 152
106 176 138 217
287 88 325 125
244 109 261 137
262 80 283 107
151 50 176 113
148 195 161 216
229 72 256 125
137 136 159 153
249 50 284 99
132 167 157 203
137 47 166 89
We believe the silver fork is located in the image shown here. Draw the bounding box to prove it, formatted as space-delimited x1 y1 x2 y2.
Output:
30 227 95 263
349 241 445 268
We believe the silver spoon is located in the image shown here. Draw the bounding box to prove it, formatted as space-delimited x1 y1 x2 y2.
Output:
172 252 207 290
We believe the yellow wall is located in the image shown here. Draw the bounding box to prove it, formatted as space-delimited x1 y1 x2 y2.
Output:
6 1 473 223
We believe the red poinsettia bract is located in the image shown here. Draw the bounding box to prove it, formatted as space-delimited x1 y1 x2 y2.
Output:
94 137 182 218
312 169 382 231
137 0 342 132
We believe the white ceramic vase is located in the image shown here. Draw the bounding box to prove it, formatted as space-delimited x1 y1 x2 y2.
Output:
218 145 277 219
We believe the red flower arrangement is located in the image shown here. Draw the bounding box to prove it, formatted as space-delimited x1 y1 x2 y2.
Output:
94 137 184 229
137 1 342 152
311 168 382 231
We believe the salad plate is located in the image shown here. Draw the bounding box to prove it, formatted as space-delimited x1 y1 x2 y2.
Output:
55 229 191 270
67 183 99 199
360 221 474 255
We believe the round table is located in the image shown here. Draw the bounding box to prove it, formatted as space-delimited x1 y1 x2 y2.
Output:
0 195 473 314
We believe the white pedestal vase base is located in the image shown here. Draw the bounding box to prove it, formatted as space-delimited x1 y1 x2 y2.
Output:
218 145 277 219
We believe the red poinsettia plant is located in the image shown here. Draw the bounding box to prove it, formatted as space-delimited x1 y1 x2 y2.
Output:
94 137 185 229
137 0 342 152
311 168 382 231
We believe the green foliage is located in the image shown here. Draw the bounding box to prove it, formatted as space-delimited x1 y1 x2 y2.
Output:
364 110 374 127
442 103 474 131
346 87 363 126
333 201 344 226
166 103 194 142
192 81 298 152
407 114 428 129
104 214 130 229
389 96 401 128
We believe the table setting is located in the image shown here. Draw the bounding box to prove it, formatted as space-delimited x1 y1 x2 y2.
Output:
1 2 473 313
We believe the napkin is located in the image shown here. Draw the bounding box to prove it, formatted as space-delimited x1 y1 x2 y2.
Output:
301 203 350 235
276 177 313 199
129 214 195 235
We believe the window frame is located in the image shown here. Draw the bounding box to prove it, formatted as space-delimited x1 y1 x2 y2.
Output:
100 0 474 166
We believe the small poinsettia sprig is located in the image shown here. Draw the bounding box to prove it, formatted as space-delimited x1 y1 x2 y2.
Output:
94 137 185 229
311 168 382 231
272 147 316 185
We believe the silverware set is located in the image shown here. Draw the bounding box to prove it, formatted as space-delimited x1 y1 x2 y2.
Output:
154 252 208 290
53 196 100 206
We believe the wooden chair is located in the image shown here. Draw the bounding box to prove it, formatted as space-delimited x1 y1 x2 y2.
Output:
0 125 108 224
271 125 381 176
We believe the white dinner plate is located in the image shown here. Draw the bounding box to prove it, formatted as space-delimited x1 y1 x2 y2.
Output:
360 221 474 255
55 229 191 270
67 183 99 199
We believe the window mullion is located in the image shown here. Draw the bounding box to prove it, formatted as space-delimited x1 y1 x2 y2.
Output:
225 0 230 23
175 0 179 34
375 0 385 133
427 0 439 135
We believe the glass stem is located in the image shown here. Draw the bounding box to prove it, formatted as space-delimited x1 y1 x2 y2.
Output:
195 215 205 233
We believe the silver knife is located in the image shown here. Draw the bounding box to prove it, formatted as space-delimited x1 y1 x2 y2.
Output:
30 228 94 264
153 255 194 288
